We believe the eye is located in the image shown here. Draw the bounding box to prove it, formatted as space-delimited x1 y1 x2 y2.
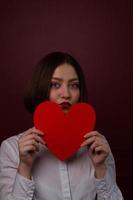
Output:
69 82 79 89
50 82 61 89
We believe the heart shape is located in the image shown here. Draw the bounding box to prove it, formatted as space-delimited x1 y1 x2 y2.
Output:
33 101 96 160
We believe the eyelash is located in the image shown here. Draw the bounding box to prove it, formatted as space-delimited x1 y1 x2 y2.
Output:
69 83 79 89
50 82 79 89
50 82 61 89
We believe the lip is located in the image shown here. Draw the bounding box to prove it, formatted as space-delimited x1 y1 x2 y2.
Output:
59 102 71 110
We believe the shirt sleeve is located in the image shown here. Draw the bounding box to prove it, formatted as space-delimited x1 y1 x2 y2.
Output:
0 138 35 200
94 152 124 200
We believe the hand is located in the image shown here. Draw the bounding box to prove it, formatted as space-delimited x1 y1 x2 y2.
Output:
18 127 46 178
81 131 110 167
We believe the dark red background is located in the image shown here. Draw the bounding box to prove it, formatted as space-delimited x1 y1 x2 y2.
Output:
0 1 132 199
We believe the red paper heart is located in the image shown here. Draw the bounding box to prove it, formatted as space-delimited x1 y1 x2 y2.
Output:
33 101 96 160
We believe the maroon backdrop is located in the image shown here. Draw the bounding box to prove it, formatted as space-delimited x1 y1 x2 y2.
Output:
0 1 132 199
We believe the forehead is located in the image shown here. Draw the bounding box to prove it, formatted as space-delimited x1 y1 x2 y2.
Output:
52 63 78 80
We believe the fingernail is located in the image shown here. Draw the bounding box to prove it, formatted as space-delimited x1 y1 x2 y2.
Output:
80 143 85 147
84 134 88 138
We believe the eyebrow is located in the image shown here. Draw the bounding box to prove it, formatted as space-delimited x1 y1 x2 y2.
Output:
52 77 79 82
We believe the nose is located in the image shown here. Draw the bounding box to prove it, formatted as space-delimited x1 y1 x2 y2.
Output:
60 85 70 99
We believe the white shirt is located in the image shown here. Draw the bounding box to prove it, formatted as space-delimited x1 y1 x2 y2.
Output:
0 132 124 200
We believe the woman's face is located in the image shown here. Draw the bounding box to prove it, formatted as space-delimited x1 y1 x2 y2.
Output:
49 63 80 113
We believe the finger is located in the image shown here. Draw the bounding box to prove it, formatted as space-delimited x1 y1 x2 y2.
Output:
31 134 46 145
19 139 40 148
94 145 104 153
20 145 38 153
90 141 102 151
32 127 44 136
21 128 34 137
84 131 104 139
19 133 46 145
21 128 44 139
19 140 41 153
81 136 96 147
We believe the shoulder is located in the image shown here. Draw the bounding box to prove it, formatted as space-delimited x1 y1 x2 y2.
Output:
0 131 25 164
1 132 24 149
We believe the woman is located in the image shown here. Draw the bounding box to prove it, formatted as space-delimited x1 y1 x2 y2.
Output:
0 52 124 199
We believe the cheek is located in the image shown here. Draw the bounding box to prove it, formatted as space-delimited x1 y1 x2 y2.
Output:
49 90 60 102
49 90 56 101
72 90 80 102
